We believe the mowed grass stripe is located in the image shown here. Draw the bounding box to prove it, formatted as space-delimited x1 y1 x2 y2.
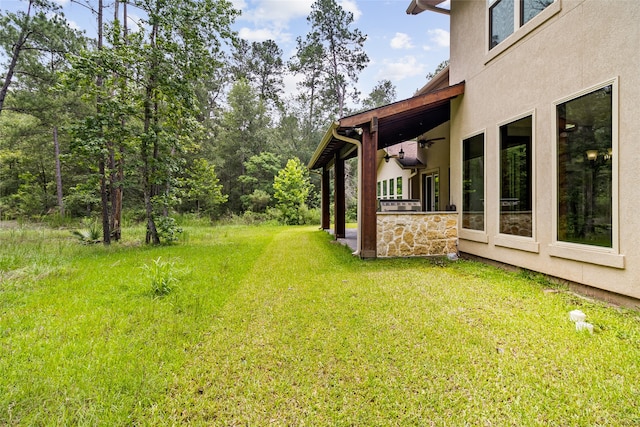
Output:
160 227 640 426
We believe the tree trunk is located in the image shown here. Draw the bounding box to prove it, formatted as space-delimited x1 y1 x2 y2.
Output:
97 0 111 245
53 126 64 216
142 22 160 245
0 1 34 115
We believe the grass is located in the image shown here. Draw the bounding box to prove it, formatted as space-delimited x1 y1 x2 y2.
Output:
1 224 640 425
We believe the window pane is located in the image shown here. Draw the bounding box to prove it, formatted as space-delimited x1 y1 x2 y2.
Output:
389 178 395 196
490 0 514 49
396 177 403 198
377 181 381 198
521 0 553 25
500 116 532 237
383 180 387 197
557 86 612 247
463 134 485 231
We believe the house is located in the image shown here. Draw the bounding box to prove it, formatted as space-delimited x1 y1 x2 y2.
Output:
308 0 640 304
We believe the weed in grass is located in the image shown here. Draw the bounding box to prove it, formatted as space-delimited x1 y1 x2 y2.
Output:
70 219 101 244
142 257 179 297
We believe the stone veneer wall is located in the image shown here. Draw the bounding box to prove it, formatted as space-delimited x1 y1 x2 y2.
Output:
377 213 458 257
499 212 532 237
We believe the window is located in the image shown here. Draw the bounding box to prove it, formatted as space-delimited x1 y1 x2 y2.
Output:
521 0 554 25
489 0 514 49
396 177 403 199
557 85 613 248
500 116 532 237
382 180 387 198
389 178 395 196
489 0 554 49
377 181 381 198
463 133 485 231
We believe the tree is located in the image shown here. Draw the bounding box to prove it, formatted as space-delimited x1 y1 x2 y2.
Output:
65 0 238 244
426 59 449 81
361 79 397 110
178 158 227 216
291 0 369 120
0 1 87 218
215 79 271 213
238 151 281 211
273 157 312 225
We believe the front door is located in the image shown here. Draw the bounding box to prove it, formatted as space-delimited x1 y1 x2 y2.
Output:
423 173 439 211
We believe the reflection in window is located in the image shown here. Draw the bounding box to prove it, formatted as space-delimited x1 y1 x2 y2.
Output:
521 0 553 25
557 85 612 248
500 116 532 237
396 177 403 199
490 0 514 49
463 134 485 231
377 182 381 198
383 180 387 198
389 178 395 196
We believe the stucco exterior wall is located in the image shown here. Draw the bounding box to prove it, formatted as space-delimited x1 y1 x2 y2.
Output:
448 0 640 298
377 212 458 257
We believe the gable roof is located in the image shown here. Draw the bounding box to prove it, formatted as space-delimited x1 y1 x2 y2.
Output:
308 81 464 170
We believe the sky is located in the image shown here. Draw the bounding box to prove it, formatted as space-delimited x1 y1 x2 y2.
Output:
0 0 451 102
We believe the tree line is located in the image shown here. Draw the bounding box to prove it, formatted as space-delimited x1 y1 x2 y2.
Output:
0 0 397 243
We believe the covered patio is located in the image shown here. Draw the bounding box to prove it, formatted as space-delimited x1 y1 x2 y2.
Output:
308 82 465 258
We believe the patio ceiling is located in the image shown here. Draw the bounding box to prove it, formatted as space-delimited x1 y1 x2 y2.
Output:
308 81 465 170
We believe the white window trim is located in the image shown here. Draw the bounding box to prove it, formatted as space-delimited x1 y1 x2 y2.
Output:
494 110 539 253
460 129 488 243
549 77 624 269
486 0 562 64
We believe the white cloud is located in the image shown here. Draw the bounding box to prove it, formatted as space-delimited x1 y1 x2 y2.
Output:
339 0 362 21
53 0 70 6
428 28 450 48
240 0 313 25
376 56 426 82
390 32 414 50
239 26 290 43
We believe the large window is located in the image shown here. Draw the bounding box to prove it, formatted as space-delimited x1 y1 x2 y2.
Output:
557 85 613 248
500 116 532 237
489 0 554 49
463 133 485 231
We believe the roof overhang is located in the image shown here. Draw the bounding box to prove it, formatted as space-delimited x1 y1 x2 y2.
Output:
406 0 450 15
308 81 464 170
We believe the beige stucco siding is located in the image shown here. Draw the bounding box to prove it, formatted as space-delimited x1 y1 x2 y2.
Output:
449 0 640 298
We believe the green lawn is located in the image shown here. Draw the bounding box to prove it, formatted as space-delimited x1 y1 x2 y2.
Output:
1 224 639 425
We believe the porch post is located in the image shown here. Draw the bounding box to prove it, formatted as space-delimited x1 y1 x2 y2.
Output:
360 123 378 258
334 155 346 239
321 166 330 230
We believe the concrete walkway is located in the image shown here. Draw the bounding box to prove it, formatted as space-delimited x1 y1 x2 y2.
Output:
326 228 358 252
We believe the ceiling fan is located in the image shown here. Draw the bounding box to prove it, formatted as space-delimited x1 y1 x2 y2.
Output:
418 137 445 149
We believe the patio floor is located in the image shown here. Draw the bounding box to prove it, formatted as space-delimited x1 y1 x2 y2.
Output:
326 228 358 252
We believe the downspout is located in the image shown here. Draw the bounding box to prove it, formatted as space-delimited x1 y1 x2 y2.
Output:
332 126 363 256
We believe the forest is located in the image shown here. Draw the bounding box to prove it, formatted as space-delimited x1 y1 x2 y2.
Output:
0 0 399 243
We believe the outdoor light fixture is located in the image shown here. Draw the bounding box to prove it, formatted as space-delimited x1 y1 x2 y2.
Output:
398 148 405 159
586 149 599 161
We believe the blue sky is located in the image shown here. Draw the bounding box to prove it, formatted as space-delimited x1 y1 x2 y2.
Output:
232 0 451 101
1 0 450 102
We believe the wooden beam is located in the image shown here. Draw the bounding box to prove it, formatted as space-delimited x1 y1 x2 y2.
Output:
340 81 464 128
